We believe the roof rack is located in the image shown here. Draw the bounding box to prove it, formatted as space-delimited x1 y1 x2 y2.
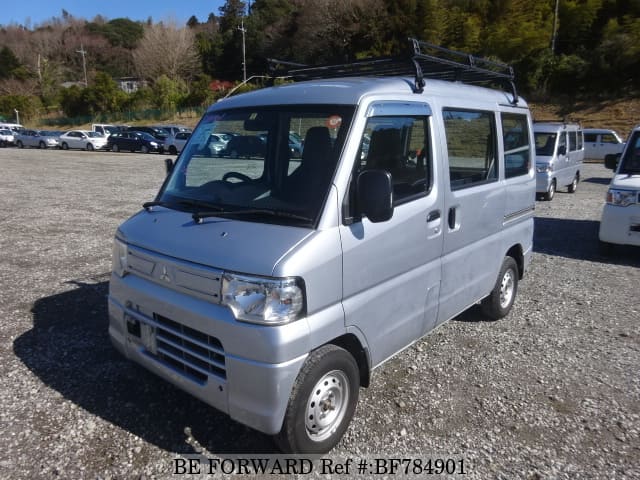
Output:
268 38 519 104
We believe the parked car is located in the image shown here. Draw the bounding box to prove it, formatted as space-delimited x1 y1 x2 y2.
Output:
164 131 191 155
0 128 15 147
108 39 536 454
15 129 60 149
583 128 625 161
59 130 108 151
599 125 640 252
126 126 168 142
222 134 266 158
534 122 584 200
154 125 192 137
107 131 163 153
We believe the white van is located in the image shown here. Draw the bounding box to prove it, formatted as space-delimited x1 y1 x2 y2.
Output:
534 122 584 200
599 125 640 251
0 122 24 132
583 128 625 161
108 40 535 453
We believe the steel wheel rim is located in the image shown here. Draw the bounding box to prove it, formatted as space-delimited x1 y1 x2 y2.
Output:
499 269 515 309
305 370 349 442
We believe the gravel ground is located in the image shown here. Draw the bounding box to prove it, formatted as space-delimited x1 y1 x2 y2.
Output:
0 147 638 479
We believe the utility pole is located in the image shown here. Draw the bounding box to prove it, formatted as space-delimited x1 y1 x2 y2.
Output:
238 18 247 82
77 44 88 87
550 0 560 54
14 109 19 124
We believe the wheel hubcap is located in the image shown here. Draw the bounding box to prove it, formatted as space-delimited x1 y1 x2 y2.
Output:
305 370 349 442
499 270 515 309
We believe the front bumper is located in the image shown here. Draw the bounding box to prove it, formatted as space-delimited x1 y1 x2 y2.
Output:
599 203 640 247
535 171 554 193
108 273 309 435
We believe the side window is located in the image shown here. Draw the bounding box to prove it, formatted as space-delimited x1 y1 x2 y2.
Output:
443 109 497 190
569 131 577 151
577 130 583 149
601 133 618 144
558 131 567 152
501 113 531 179
584 133 597 142
358 115 430 204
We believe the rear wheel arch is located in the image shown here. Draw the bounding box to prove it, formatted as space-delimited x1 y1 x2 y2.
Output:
506 244 524 279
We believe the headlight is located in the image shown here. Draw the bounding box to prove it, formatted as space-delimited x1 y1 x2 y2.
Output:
150 142 158 147
536 163 552 173
112 237 128 277
222 273 305 325
606 189 637 207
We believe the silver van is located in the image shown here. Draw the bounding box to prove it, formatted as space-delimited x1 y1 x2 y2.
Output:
583 128 625 161
534 122 584 200
108 40 535 453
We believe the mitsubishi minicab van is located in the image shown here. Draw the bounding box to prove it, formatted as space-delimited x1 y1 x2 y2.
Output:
534 122 584 200
108 40 535 453
599 125 640 251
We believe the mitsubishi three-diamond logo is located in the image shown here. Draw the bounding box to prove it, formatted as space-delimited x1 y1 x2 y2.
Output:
159 265 172 283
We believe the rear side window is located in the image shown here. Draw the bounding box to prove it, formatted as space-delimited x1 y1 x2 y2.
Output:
501 113 531 178
443 109 497 190
584 133 597 142
569 131 577 151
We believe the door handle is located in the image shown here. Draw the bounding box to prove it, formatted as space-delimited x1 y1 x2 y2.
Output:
427 210 440 222
448 207 456 230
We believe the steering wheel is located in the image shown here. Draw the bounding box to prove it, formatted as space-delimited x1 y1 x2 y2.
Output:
222 172 253 183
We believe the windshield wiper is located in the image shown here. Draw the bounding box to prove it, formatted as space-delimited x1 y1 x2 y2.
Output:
192 208 313 224
144 199 226 213
143 200 174 211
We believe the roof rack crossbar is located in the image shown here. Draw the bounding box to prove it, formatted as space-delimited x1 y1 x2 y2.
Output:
267 38 519 104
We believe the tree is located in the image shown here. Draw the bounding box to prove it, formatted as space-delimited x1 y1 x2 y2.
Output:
132 20 201 81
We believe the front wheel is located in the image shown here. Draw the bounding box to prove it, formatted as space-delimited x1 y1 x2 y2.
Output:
274 345 359 454
17 140 23 148
481 256 519 320
543 180 556 201
111 144 119 152
39 141 46 149
140 145 149 154
568 174 579 193
86 143 94 151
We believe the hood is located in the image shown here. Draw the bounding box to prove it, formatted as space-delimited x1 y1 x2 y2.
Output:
611 173 640 189
117 208 314 276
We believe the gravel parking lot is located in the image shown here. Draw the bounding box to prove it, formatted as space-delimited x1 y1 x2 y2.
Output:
0 147 638 479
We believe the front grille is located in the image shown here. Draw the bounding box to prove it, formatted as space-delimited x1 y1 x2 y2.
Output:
151 313 226 383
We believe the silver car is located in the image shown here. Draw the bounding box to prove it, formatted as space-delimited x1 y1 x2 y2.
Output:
15 130 60 149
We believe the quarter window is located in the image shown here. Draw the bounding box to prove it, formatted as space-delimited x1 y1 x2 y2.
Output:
443 109 497 190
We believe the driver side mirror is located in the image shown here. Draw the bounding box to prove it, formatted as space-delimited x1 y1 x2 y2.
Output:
164 158 175 176
357 169 394 223
558 145 567 156
604 153 620 170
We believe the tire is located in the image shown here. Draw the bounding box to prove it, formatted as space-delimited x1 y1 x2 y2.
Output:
140 145 149 154
543 179 556 201
86 143 94 151
17 140 23 149
61 142 69 150
168 146 178 155
481 256 519 320
274 344 359 454
39 141 46 149
568 174 579 193
111 144 119 152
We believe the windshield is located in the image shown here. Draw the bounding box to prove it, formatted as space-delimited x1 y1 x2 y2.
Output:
619 131 640 174
159 105 354 226
535 132 557 157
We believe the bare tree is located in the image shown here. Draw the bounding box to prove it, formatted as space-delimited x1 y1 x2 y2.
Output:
132 20 201 82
